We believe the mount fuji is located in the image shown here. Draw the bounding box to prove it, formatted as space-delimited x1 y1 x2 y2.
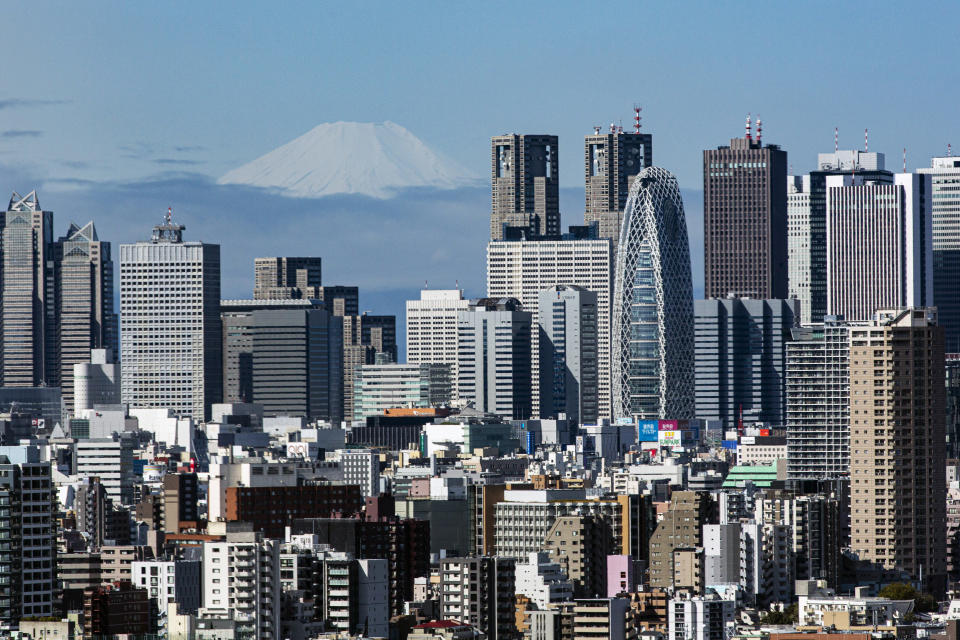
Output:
218 121 480 199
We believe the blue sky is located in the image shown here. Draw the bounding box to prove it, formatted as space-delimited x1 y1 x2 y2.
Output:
0 2 956 354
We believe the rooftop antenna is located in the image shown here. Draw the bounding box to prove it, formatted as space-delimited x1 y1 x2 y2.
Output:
950 143 953 157
610 122 616 133
633 104 642 133
166 206 172 225
617 122 623 134
756 116 762 146
835 127 839 153
593 126 601 135
864 128 868 152
424 280 428 290
745 113 752 140
903 147 907 173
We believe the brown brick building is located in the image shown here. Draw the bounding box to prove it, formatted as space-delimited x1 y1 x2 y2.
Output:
225 483 364 538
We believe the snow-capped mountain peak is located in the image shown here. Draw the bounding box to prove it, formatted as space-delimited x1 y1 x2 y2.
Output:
218 121 479 199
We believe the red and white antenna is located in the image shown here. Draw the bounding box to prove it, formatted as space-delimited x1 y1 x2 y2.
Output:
166 206 172 225
745 113 752 140
633 104 642 133
864 128 868 152
756 116 762 146
834 127 839 153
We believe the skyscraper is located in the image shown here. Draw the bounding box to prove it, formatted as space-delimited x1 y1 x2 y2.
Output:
2 191 54 386
487 234 613 418
826 172 932 321
584 124 653 247
456 298 532 419
788 150 890 324
253 256 322 299
490 134 559 240
612 167 695 420
56 222 115 412
343 313 397 422
694 298 797 429
120 213 222 421
538 285 599 424
703 121 788 299
848 308 945 593
785 317 850 480
406 289 470 395
918 156 960 352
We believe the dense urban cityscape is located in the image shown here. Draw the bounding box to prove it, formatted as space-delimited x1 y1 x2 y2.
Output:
0 103 957 640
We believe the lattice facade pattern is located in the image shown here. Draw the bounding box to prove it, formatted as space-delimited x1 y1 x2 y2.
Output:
612 167 694 419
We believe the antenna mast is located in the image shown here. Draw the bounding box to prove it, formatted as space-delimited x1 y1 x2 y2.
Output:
633 104 642 133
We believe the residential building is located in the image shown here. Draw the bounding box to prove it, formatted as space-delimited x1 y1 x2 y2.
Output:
224 484 363 539
826 172 932 321
253 256 322 300
572 598 629 640
668 593 735 640
785 318 850 479
788 150 890 324
119 214 221 420
0 452 56 624
83 582 152 638
694 298 797 429
703 122 788 299
339 449 380 497
457 298 532 419
584 123 653 248
353 363 451 420
542 514 612 598
538 285 599 424
491 134 559 240
612 167 695 419
132 555 203 632
515 551 574 609
918 156 960 352
648 491 713 589
848 308 946 593
439 556 517 640
487 234 613 418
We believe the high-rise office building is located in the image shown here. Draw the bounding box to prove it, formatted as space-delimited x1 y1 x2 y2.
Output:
694 298 797 429
826 173 932 321
456 298 532 419
251 307 343 422
785 318 850 480
120 214 222 421
788 150 890 324
918 156 960 352
319 285 359 317
584 125 653 247
703 122 788 299
0 449 56 624
538 285 599 424
487 234 613 417
490 134 559 240
73 349 121 417
612 167 695 420
342 313 397 422
56 222 115 412
848 308 946 593
406 289 470 372
352 363 451 421
253 256 322 300
2 191 54 387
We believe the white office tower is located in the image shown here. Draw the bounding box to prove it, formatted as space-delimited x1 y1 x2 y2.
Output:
75 435 135 505
406 289 469 397
918 156 960 352
487 236 613 418
339 449 380 497
201 527 281 640
456 298 532 419
826 173 932 321
120 214 222 421
73 348 120 417
538 285 599 424
668 593 735 640
514 551 574 609
787 175 815 324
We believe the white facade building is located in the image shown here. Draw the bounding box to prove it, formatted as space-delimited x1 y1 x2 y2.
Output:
201 528 281 640
207 459 301 521
514 551 573 609
826 172 933 321
339 449 380 497
668 593 735 640
132 557 202 631
75 435 135 505
73 348 120 417
353 363 451 420
487 238 613 418
119 218 221 421
405 289 470 397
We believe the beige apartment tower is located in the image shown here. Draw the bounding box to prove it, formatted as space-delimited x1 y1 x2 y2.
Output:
848 308 946 593
253 256 322 300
